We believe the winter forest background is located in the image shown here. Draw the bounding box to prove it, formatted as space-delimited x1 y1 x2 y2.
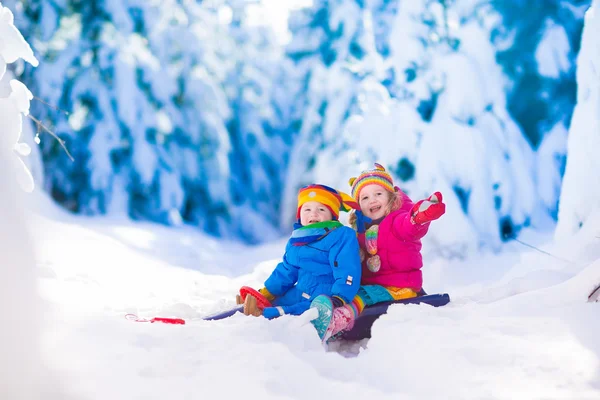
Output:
2 0 598 252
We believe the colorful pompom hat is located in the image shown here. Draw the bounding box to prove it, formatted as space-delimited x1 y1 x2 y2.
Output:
348 163 394 201
296 184 359 220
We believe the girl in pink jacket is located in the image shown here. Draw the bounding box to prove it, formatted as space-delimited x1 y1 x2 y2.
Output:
316 163 446 340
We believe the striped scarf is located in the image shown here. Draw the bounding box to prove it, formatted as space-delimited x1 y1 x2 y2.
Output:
289 221 343 246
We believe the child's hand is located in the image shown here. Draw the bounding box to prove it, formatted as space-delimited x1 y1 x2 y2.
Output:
411 192 445 225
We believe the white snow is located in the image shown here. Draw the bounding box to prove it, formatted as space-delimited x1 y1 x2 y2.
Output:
555 0 600 239
536 121 568 219
19 190 600 400
249 0 313 44
536 19 572 78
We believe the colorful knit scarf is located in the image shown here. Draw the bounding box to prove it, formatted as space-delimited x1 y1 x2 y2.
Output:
355 211 385 273
289 221 343 246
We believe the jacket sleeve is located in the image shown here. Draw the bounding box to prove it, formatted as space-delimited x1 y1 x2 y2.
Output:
263 301 312 318
281 302 311 316
328 227 361 304
264 252 299 297
391 191 430 241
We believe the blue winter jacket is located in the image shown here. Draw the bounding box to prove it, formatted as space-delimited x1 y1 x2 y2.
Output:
264 225 361 316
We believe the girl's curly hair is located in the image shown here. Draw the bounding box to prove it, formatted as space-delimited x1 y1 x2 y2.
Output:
348 189 403 229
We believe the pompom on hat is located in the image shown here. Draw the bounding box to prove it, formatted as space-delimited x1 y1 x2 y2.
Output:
349 162 395 201
296 184 359 220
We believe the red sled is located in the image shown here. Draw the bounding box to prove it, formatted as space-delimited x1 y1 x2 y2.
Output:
238 286 272 309
124 286 271 325
125 314 185 325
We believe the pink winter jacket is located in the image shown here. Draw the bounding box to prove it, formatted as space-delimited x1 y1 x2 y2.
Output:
358 190 430 290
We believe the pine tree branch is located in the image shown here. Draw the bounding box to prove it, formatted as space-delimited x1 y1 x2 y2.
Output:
33 96 70 116
27 115 75 162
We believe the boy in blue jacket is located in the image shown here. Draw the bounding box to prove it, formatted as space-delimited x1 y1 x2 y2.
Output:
238 184 362 320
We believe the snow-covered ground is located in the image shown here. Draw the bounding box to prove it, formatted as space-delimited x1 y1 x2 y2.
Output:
27 192 600 400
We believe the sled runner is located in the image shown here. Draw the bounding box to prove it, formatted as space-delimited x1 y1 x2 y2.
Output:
128 287 450 342
588 284 600 303
202 290 451 341
339 292 450 341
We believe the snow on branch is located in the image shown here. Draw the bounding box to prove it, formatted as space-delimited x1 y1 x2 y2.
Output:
0 2 39 192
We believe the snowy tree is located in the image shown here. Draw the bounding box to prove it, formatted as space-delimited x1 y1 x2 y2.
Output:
491 0 589 229
8 0 287 242
555 0 600 239
416 0 539 251
5 0 199 221
303 1 541 255
0 3 69 398
137 1 234 233
280 0 378 227
282 0 589 253
370 0 399 57
491 0 589 148
220 1 291 242
0 1 38 193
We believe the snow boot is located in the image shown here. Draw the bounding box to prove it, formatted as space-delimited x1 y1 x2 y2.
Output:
310 296 357 342
324 304 356 342
310 295 334 340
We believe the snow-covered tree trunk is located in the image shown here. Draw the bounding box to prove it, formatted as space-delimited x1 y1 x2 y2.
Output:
555 0 600 239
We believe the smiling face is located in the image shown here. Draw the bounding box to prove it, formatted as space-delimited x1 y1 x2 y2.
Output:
299 201 333 226
358 184 391 220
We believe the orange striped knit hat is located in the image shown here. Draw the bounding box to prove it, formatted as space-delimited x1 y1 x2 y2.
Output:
296 184 359 220
349 163 395 201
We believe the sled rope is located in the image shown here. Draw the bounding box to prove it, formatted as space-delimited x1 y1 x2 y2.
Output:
125 314 152 322
124 314 185 325
506 235 577 266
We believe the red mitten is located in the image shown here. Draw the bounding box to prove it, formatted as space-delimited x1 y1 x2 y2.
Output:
411 192 445 225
